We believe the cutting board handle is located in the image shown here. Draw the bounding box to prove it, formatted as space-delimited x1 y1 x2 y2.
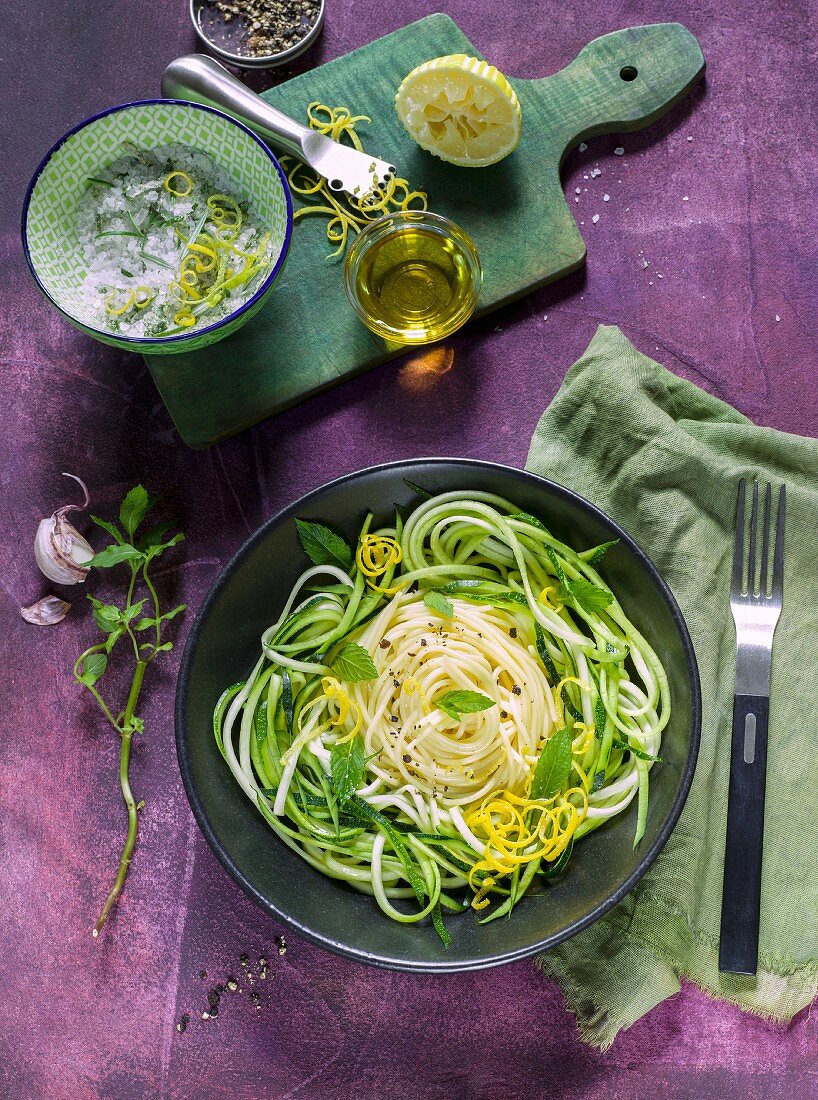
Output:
536 23 705 153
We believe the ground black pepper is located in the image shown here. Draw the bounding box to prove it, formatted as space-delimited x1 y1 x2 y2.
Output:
207 0 321 58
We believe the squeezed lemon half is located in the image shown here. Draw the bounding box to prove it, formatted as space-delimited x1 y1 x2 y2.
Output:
395 54 522 168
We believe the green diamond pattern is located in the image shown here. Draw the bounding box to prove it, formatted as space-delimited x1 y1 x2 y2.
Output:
24 102 290 354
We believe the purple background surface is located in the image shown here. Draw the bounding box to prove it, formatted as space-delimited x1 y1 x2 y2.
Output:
3 0 818 1096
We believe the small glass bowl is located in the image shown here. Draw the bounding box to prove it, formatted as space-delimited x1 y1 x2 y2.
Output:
343 210 482 345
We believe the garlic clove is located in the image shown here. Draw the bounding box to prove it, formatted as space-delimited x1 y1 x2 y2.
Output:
21 595 71 625
34 473 94 585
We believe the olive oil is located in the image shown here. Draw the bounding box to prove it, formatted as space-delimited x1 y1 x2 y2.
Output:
345 212 481 345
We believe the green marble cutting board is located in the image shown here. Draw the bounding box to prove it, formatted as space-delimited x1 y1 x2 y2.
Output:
145 15 704 447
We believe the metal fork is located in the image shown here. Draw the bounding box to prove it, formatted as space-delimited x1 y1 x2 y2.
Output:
719 479 786 975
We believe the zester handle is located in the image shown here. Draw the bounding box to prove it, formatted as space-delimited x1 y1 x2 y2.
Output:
718 693 770 976
161 54 310 160
537 24 705 152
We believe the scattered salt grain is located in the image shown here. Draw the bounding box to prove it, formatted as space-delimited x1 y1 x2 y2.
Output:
687 135 693 142
592 214 600 224
603 194 610 202
775 314 781 322
575 187 581 194
614 147 624 156
682 196 689 202
579 142 588 152
590 168 602 178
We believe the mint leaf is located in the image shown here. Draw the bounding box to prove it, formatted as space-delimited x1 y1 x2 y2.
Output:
331 643 378 682
121 600 147 624
91 515 124 544
330 735 366 805
531 729 572 799
295 519 352 570
437 690 496 721
88 543 143 569
584 539 619 567
88 597 122 634
78 652 107 687
424 590 454 618
134 603 186 632
119 485 149 539
558 579 613 615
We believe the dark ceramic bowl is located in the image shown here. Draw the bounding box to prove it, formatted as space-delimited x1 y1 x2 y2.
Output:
176 459 700 971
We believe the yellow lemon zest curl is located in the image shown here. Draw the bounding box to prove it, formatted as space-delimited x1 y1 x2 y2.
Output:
356 534 404 594
553 676 588 731
465 782 588 906
321 676 361 745
164 170 193 197
539 584 563 612
104 288 135 316
280 103 428 258
403 677 431 715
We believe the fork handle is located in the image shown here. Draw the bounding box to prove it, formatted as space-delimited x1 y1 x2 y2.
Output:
719 693 770 975
161 55 310 160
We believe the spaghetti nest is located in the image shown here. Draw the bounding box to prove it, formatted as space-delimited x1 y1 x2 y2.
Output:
215 489 670 944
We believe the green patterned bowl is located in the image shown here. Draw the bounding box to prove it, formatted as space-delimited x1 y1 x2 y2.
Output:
22 100 292 355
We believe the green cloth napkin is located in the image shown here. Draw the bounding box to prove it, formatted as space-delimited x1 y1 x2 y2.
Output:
525 324 818 1049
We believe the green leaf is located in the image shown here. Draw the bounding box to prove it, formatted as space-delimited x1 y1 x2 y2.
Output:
437 690 496 722
90 515 123 544
130 716 145 734
584 539 619 567
122 599 147 624
331 643 379 682
134 603 186 631
87 543 143 569
146 531 185 559
558 579 613 615
295 519 352 570
78 652 107 687
509 511 549 533
424 590 454 618
531 729 572 799
153 641 173 654
119 485 150 538
330 735 366 805
88 597 122 634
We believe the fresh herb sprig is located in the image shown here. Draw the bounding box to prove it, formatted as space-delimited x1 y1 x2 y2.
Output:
73 486 185 937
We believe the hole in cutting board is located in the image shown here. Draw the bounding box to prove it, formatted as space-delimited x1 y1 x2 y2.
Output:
619 66 638 81
329 178 344 191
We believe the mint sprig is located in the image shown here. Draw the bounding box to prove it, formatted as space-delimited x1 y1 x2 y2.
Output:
73 486 185 938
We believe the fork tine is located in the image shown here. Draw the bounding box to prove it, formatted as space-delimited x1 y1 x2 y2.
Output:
759 482 771 596
771 484 786 597
732 479 746 594
747 480 759 595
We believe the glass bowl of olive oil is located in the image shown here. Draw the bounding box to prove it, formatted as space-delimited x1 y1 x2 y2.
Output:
343 210 482 345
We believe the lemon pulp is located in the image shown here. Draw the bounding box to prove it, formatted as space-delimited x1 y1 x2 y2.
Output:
395 54 522 167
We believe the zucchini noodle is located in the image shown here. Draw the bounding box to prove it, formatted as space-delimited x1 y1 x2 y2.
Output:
215 489 670 944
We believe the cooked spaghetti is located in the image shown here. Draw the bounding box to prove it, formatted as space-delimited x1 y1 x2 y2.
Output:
215 489 670 943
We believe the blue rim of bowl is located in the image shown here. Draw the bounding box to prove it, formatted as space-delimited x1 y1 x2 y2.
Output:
20 98 293 347
175 457 702 973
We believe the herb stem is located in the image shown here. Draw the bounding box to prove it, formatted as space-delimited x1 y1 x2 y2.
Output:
93 658 147 937
143 560 162 650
